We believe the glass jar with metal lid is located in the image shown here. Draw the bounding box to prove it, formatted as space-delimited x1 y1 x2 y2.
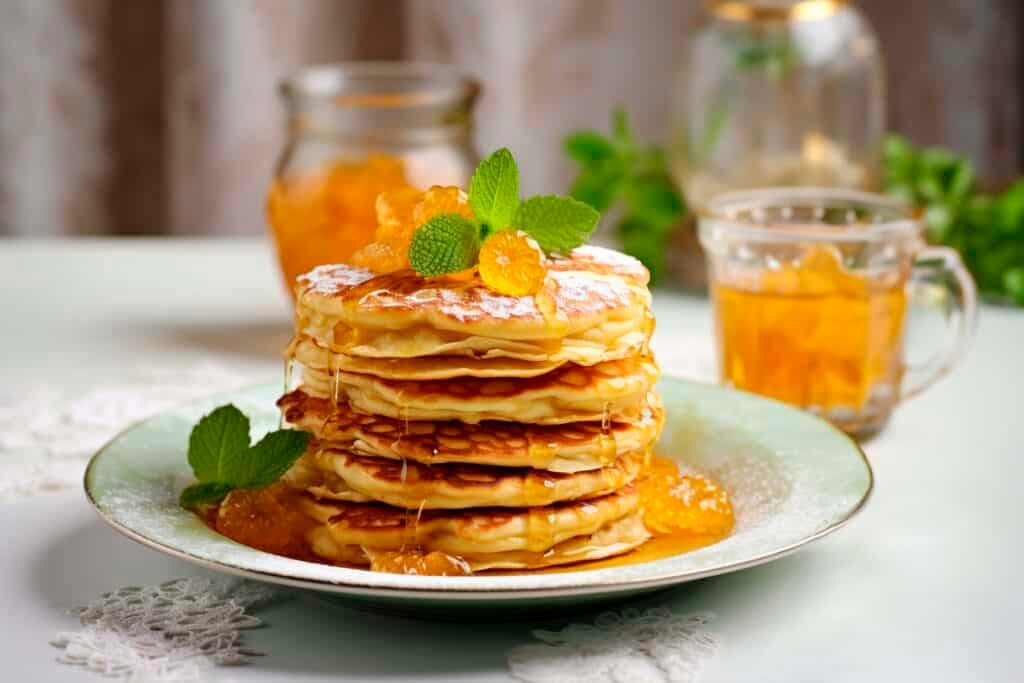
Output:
670 0 885 208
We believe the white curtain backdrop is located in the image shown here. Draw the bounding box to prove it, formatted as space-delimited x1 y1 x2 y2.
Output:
0 0 1018 236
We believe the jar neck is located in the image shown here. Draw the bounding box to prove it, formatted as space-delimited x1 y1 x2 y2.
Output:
281 62 478 146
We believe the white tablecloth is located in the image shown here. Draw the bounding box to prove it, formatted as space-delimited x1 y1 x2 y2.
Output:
1 239 1021 681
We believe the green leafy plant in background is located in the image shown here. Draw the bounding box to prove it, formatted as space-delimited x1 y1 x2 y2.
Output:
564 110 686 284
883 134 1024 305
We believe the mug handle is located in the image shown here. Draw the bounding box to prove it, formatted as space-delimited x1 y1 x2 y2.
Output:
901 246 978 400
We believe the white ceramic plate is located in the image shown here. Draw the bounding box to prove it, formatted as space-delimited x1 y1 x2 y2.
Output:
85 378 872 615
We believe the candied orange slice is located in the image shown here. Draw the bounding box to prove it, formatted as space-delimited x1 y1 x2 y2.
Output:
375 187 424 244
413 185 473 227
478 230 547 296
351 241 407 273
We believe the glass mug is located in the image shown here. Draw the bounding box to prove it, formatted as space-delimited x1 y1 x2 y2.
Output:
699 187 977 437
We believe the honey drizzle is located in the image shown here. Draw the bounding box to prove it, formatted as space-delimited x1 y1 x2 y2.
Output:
329 350 341 406
526 433 559 469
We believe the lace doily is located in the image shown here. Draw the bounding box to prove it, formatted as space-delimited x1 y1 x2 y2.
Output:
52 577 281 681
507 608 719 683
0 363 252 501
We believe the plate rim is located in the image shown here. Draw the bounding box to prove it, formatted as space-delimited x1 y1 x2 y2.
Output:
83 376 874 600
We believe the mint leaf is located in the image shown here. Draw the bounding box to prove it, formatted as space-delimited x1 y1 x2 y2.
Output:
564 132 615 164
180 481 233 509
469 148 519 230
226 429 311 489
514 195 600 255
188 405 250 483
408 213 481 276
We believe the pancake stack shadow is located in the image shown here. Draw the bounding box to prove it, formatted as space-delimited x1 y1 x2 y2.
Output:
277 246 664 573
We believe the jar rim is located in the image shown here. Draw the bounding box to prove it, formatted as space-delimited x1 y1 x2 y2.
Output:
280 61 479 111
699 187 922 243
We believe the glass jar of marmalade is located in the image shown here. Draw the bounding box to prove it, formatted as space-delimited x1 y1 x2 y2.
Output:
267 62 479 297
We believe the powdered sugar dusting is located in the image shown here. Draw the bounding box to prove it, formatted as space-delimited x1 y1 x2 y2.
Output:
297 252 643 323
570 245 646 274
298 264 374 295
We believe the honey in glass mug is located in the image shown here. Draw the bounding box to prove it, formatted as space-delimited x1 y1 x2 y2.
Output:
699 188 977 438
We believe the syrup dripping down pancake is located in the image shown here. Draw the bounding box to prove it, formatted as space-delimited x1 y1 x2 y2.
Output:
278 389 664 473
298 355 660 425
300 484 648 570
289 445 647 510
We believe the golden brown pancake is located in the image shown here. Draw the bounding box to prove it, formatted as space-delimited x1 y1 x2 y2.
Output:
278 389 664 473
317 513 650 572
300 485 648 570
297 355 660 425
294 246 653 366
289 334 566 379
293 445 647 509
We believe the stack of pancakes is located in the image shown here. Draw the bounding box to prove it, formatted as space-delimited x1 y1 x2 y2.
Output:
277 245 663 572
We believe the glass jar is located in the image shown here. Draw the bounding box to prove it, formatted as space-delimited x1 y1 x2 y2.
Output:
671 0 885 208
267 62 479 296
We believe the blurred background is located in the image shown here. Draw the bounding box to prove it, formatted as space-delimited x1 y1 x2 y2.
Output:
1 0 1021 238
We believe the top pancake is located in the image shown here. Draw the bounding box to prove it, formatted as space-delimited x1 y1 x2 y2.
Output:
295 246 653 365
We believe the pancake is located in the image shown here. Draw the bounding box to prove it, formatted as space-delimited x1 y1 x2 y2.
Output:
295 246 654 366
318 513 650 572
278 389 665 473
298 355 660 425
289 334 566 379
300 484 647 570
295 445 647 509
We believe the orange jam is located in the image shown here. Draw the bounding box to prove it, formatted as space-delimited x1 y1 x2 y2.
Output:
215 483 315 560
713 246 907 411
266 154 415 296
366 550 473 576
637 456 734 537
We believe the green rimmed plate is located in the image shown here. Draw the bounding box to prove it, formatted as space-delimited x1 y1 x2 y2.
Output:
84 377 872 616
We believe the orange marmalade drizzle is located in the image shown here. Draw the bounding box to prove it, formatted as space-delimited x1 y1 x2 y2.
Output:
208 455 735 576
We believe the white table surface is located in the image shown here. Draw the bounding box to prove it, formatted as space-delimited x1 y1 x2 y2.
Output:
1 238 1021 682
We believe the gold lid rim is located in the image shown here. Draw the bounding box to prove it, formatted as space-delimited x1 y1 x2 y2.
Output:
708 0 851 23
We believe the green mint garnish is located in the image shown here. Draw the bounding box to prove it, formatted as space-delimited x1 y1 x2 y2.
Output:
469 147 520 234
513 195 599 255
407 148 602 279
408 213 481 276
180 404 311 509
564 109 686 284
187 405 250 483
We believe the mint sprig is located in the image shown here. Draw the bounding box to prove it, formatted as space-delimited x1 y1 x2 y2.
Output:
180 404 311 508
408 214 481 276
407 148 600 278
